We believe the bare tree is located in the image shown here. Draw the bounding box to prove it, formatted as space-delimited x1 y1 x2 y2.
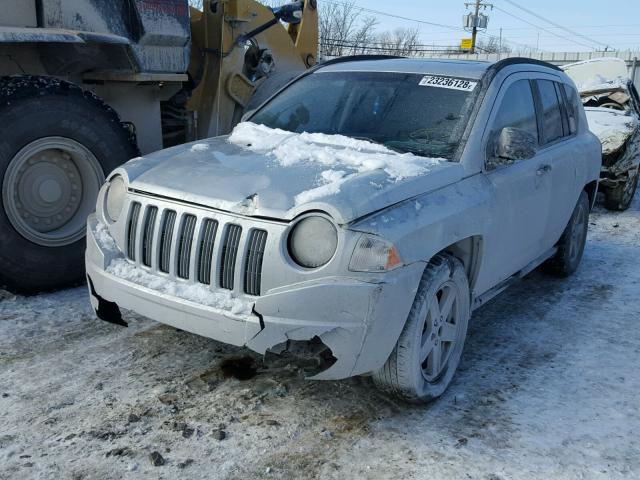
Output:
375 27 420 56
475 37 512 54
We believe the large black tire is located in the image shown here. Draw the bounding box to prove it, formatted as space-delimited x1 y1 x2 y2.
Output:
545 190 590 277
373 254 470 403
0 76 138 293
603 167 639 211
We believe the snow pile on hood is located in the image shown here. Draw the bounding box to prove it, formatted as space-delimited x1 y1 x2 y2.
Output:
229 122 446 206
106 259 252 316
585 107 638 154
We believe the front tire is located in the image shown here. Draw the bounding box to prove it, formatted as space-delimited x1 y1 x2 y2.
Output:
0 76 138 292
373 254 470 403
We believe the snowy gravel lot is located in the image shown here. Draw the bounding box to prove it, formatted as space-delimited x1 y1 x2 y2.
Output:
1 195 639 480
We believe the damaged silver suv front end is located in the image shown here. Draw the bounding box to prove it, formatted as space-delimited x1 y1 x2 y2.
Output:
86 175 423 380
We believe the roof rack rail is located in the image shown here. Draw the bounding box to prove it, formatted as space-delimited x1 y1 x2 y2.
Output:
489 56 562 72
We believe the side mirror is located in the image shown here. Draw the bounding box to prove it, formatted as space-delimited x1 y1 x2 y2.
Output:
496 127 538 162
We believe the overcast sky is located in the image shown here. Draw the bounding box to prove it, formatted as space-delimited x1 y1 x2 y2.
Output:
348 0 640 52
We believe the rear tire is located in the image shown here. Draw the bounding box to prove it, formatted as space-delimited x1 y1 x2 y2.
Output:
0 76 138 292
603 166 639 211
545 190 590 277
373 254 470 403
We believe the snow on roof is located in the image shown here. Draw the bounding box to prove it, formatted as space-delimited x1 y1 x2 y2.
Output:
228 122 446 206
584 107 638 154
562 58 629 93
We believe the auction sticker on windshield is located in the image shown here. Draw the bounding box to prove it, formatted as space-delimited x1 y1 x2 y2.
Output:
419 75 477 91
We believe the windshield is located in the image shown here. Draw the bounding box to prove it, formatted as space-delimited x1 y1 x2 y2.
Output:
250 71 477 160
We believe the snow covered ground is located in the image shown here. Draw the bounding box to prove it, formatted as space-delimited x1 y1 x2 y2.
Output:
1 194 639 480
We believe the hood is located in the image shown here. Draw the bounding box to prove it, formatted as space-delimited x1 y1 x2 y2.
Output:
119 123 463 224
585 107 638 155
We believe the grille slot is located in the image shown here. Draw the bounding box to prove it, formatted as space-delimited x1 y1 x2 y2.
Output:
141 206 158 267
177 214 197 279
127 202 141 261
219 225 242 290
244 230 267 296
158 210 177 273
197 219 219 285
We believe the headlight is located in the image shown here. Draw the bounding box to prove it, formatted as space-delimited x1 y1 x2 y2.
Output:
288 216 338 268
349 234 402 272
105 175 127 223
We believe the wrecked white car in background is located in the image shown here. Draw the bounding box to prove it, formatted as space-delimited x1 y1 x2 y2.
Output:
86 57 601 403
563 58 640 210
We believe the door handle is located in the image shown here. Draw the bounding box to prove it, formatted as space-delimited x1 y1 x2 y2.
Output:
537 164 553 176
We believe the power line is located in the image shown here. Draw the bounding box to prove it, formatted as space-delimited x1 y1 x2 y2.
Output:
492 5 597 50
500 0 608 48
321 0 465 32
320 0 540 54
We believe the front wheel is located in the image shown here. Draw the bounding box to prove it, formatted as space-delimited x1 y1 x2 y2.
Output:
0 76 138 292
373 254 470 403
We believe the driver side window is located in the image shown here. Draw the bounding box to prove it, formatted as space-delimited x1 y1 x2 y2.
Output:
487 80 539 169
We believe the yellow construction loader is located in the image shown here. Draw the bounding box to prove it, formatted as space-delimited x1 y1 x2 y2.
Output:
0 0 318 291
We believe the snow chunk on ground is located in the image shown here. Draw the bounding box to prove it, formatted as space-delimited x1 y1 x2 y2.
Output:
229 122 446 205
106 259 251 316
190 143 210 152
585 107 638 154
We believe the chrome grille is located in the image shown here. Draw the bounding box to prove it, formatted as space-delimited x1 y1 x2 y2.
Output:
220 225 242 290
124 202 267 297
177 214 197 279
142 206 158 267
127 202 141 261
159 210 177 273
244 230 267 296
197 219 218 285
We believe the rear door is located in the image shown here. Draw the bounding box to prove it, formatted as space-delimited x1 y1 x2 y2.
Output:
476 76 553 292
533 79 583 246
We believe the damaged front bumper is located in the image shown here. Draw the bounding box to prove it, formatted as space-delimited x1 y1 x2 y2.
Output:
86 215 423 380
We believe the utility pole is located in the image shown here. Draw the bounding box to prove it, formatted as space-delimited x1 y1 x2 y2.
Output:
471 0 480 54
464 1 492 54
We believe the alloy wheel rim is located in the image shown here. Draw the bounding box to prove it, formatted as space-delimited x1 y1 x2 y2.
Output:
420 281 460 382
2 137 104 247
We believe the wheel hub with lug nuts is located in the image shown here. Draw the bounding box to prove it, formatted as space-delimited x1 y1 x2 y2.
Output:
2 137 104 247
14 149 82 232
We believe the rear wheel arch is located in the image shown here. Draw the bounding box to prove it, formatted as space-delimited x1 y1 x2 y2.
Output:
584 180 598 210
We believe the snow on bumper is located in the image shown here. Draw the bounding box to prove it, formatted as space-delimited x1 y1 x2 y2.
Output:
86 215 423 380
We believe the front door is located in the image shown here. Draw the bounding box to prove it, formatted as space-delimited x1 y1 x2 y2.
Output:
474 76 552 294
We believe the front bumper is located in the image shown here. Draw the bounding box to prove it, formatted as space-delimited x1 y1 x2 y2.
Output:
86 215 424 380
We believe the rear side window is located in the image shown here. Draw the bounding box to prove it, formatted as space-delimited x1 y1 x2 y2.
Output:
536 80 564 144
